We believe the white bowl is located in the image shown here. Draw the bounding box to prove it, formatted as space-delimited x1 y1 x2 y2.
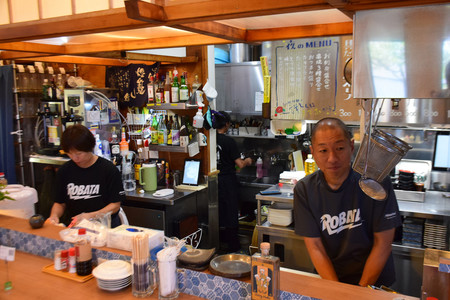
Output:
92 260 132 280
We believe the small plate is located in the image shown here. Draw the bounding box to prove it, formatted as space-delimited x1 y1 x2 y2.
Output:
209 254 251 278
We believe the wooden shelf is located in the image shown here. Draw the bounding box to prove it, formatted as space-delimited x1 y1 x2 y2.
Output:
148 144 188 153
146 103 198 110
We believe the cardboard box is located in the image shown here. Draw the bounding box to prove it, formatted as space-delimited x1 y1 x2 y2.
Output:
107 225 164 252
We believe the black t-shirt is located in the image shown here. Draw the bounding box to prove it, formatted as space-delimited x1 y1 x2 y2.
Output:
294 169 402 286
217 133 240 176
54 156 126 227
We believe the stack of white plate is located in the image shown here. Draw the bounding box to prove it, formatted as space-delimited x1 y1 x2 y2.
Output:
268 202 293 226
92 260 132 291
423 220 448 250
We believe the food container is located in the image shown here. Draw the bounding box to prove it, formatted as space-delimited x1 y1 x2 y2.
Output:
268 202 293 226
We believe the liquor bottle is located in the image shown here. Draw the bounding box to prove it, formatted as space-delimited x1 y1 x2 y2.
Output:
172 114 180 146
157 115 168 145
304 154 317 176
191 74 202 105
42 78 51 100
251 242 280 300
179 116 189 147
167 115 173 145
171 76 180 103
110 131 122 172
151 114 159 145
147 75 155 103
164 72 171 103
56 74 65 100
119 127 129 156
179 75 189 102
155 74 164 104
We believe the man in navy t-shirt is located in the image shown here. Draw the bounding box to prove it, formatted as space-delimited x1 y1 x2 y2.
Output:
294 118 401 287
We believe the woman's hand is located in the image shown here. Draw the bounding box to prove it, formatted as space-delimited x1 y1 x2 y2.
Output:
45 215 59 225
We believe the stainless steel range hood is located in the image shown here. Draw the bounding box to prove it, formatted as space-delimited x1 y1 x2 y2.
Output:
353 4 450 100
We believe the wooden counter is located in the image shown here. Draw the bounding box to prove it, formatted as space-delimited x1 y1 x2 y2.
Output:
0 215 417 300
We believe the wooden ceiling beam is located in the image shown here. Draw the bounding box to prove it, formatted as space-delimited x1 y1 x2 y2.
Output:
125 0 333 24
64 34 231 54
0 8 150 43
173 21 247 43
0 51 53 60
246 22 353 42
326 0 354 18
13 55 167 67
0 42 65 54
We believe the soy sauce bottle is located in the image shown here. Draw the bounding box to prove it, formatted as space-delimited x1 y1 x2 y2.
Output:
75 228 92 276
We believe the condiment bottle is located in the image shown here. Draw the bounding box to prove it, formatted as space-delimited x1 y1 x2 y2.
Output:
60 249 69 272
68 247 76 273
251 242 280 300
193 108 204 129
256 157 263 179
54 250 62 271
75 228 92 276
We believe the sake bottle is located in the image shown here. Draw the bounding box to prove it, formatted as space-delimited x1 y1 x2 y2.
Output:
251 242 280 300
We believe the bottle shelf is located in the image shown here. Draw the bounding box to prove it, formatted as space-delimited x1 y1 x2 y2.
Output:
146 103 198 110
148 144 188 153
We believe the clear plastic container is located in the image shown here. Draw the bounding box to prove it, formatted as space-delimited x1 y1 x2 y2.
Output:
304 154 317 176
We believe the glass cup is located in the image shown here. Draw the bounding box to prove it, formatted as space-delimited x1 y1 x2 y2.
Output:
158 259 179 300
132 234 156 298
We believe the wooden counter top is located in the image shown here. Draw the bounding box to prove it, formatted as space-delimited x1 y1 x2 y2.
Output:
0 214 418 300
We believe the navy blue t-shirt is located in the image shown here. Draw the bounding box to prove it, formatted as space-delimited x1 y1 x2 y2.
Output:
294 169 402 286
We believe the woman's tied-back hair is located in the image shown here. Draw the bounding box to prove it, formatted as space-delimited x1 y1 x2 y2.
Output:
213 111 231 130
61 124 96 153
311 117 352 144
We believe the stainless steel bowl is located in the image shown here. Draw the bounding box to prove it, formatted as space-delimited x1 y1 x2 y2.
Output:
209 254 251 278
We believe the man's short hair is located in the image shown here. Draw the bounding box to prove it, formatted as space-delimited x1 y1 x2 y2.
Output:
311 117 352 144
61 124 95 153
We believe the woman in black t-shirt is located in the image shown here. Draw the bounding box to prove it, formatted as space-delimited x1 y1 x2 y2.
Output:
215 111 252 253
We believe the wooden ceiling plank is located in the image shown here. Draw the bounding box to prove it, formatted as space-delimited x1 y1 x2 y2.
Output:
173 21 247 43
0 8 150 43
0 42 65 54
64 34 231 54
246 21 353 42
13 55 169 66
125 0 333 24
125 52 198 63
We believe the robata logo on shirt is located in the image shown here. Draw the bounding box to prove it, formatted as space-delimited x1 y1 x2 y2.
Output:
67 183 101 200
320 208 362 235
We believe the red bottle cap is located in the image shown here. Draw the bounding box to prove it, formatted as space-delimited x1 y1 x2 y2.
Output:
69 247 75 256
61 250 68 258
78 228 86 235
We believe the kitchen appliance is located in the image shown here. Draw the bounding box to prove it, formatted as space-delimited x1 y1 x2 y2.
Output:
139 163 157 192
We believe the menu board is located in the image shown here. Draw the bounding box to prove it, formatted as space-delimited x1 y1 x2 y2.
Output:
271 36 358 122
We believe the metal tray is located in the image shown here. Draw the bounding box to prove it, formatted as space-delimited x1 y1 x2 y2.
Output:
209 254 251 278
